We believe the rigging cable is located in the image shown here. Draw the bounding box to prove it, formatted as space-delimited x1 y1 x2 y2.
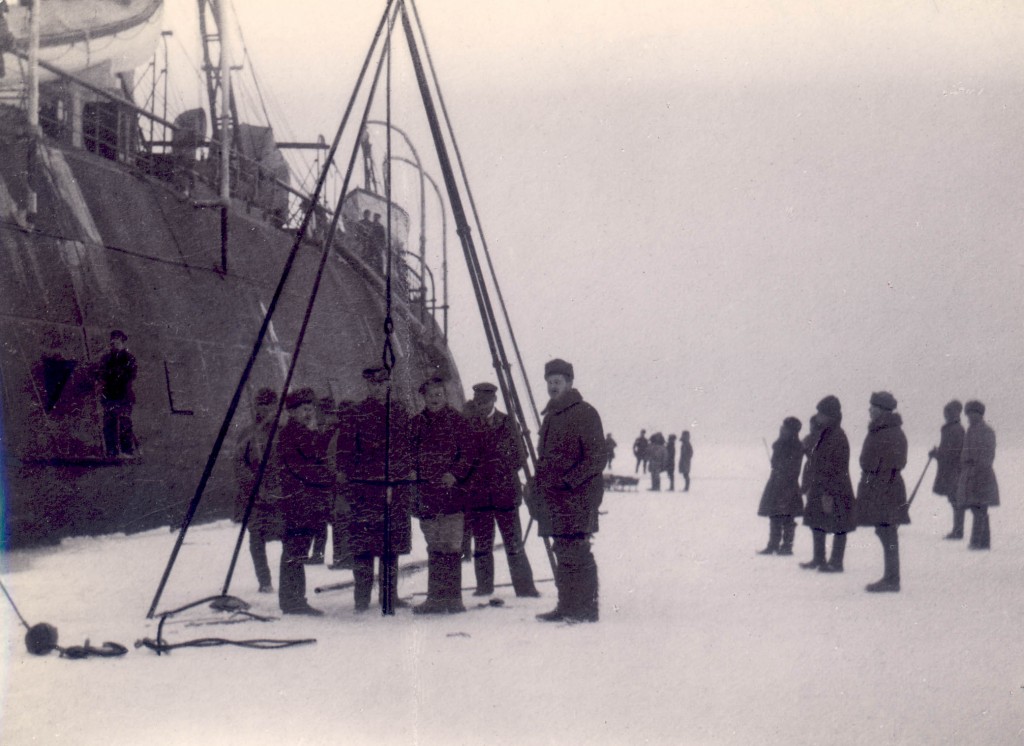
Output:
221 0 400 599
402 0 555 570
146 0 398 619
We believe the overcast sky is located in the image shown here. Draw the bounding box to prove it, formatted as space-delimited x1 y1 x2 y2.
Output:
163 0 1024 453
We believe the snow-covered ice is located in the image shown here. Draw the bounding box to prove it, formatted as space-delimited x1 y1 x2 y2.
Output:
2 444 1022 745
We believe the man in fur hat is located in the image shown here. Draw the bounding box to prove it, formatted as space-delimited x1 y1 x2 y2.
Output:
534 359 606 623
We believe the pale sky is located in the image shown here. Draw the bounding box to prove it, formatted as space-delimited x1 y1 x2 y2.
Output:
162 0 1024 451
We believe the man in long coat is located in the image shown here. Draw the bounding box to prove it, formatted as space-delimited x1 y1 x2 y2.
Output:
800 395 855 573
633 430 648 474
678 431 694 491
410 376 473 614
98 329 138 457
956 400 999 550
234 387 284 593
757 416 804 555
929 400 965 539
463 382 539 597
336 367 414 612
534 358 606 623
277 388 335 615
855 391 909 592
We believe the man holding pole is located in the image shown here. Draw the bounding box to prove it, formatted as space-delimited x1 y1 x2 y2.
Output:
534 359 606 623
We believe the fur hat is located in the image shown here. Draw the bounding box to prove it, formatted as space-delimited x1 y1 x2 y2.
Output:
285 387 316 409
816 395 842 419
783 416 802 432
964 400 985 416
870 391 897 411
254 387 278 406
544 358 574 379
419 375 446 396
361 366 389 383
943 399 963 418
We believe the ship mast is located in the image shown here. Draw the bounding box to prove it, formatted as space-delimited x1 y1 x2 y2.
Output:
197 0 236 272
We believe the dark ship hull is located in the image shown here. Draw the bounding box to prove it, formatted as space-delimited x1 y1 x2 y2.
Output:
0 127 460 548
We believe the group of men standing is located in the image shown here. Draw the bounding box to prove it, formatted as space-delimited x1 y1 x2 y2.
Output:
631 429 693 491
234 357 607 624
756 392 999 593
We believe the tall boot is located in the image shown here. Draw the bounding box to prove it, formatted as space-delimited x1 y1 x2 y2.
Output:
758 517 782 555
779 520 796 555
800 529 826 569
473 551 495 596
978 508 991 549
573 553 599 623
819 532 846 573
508 549 540 597
353 554 375 612
968 507 985 549
537 552 567 622
413 552 447 614
867 526 900 592
945 506 965 539
443 551 466 613
378 554 407 609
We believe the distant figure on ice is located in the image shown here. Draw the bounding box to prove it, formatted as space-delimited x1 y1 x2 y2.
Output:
800 396 855 573
929 400 965 540
411 376 473 615
855 391 909 593
234 387 284 593
756 417 804 556
463 382 539 598
956 400 999 551
678 431 693 491
98 329 138 458
665 434 677 491
604 433 617 471
535 358 605 623
646 433 667 491
277 388 335 615
633 430 649 473
336 366 414 611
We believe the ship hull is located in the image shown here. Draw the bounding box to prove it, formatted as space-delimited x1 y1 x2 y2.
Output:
0 135 461 548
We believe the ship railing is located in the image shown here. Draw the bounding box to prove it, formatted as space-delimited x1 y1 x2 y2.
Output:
23 59 439 322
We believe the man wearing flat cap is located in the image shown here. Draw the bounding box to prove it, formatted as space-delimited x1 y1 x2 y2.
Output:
335 366 414 612
463 382 539 598
534 358 606 623
276 387 335 615
856 391 909 593
956 400 999 550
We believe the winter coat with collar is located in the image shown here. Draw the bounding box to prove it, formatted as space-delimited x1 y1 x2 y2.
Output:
534 389 605 536
855 410 909 527
956 420 999 508
410 405 473 519
757 430 804 517
335 396 414 556
464 408 526 512
931 419 965 498
277 418 334 530
802 419 856 533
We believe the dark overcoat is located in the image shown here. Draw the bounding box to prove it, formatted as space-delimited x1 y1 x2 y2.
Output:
465 409 525 512
535 389 605 537
931 420 964 499
802 422 856 533
666 440 677 473
956 421 999 508
757 432 804 517
678 440 693 473
98 349 137 403
410 405 473 519
277 418 334 531
855 411 910 527
336 397 413 555
234 419 284 537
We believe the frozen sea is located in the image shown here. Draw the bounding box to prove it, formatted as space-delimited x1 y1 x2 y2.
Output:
2 444 1022 745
